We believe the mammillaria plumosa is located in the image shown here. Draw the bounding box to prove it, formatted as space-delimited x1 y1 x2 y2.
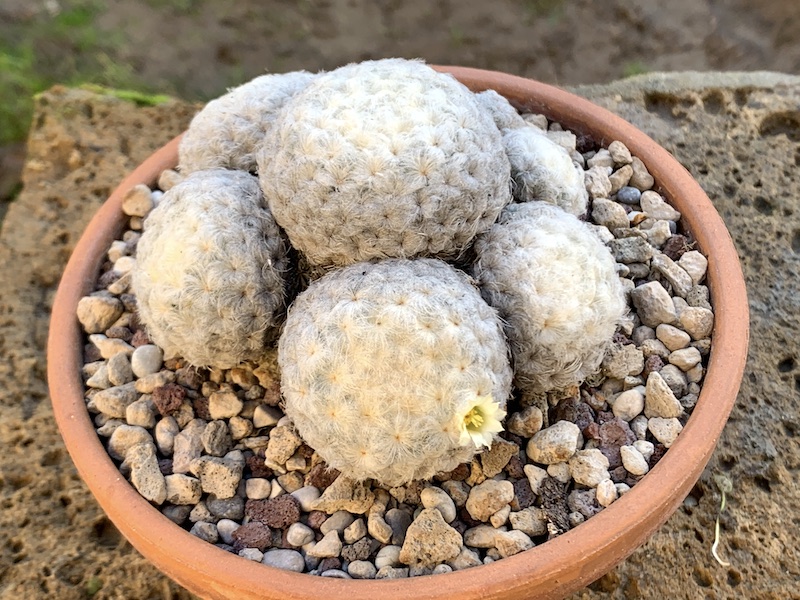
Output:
503 126 589 216
472 202 626 396
278 258 513 486
257 58 513 268
178 71 316 174
132 169 289 369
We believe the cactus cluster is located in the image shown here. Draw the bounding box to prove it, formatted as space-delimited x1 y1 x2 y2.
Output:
131 58 628 486
133 169 289 369
257 59 513 267
472 202 626 396
278 259 512 485
178 71 316 174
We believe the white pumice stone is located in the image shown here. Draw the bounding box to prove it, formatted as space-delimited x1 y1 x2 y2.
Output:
503 126 589 216
133 170 289 369
258 58 511 267
179 71 316 174
279 258 512 486
472 202 626 395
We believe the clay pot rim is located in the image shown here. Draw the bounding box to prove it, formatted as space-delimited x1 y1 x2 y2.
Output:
47 65 749 600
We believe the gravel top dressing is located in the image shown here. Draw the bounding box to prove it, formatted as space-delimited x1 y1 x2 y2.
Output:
75 59 713 580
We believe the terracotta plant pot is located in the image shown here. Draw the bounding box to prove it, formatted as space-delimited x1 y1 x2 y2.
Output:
47 66 749 600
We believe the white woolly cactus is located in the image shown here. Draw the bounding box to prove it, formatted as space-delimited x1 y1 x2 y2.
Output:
178 71 316 174
472 202 626 396
504 126 589 216
474 89 527 132
132 169 290 369
257 58 512 268
278 258 513 486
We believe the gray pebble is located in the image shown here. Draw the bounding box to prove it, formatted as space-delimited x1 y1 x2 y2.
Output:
189 501 216 524
321 510 355 535
620 445 649 476
648 417 683 447
659 364 689 397
154 416 179 456
447 547 482 570
508 507 548 537
433 564 453 575
616 185 641 205
172 419 206 474
630 415 649 440
495 530 534 558
420 486 458 523
526 421 581 466
130 345 164 378
290 486 321 512
386 508 412 546
679 306 714 340
321 569 352 579
652 254 693 298
238 548 264 562
206 494 244 520
106 355 132 390
252 404 283 428
640 190 681 221
286 522 315 547
262 549 305 573
631 281 678 327
375 566 409 579
609 164 633 194
608 237 654 264
93 382 138 418
201 420 233 457
190 521 219 544
216 519 240 545
348 560 377 579
162 504 192 525
374 545 402 569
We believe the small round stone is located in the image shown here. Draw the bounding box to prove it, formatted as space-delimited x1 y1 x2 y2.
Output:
131 345 164 378
420 486 457 523
348 560 377 579
262 549 305 572
286 522 315 547
616 186 642 205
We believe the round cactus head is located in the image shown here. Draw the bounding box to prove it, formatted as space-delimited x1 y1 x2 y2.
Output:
178 71 316 174
257 58 512 268
132 169 290 369
472 202 626 396
278 258 513 486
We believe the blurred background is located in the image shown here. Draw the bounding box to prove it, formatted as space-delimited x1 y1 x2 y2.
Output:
1 0 799 202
